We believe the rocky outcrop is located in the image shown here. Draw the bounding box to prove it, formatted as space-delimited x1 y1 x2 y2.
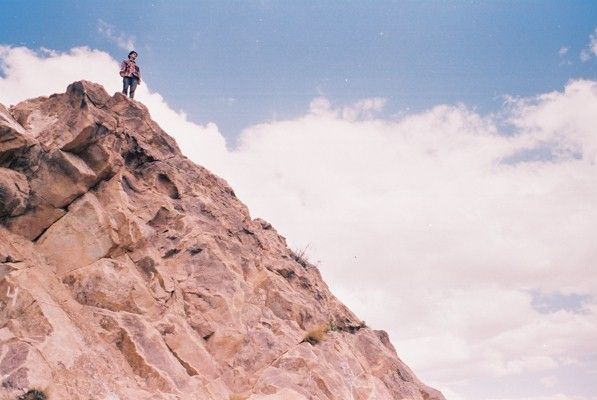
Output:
0 81 445 400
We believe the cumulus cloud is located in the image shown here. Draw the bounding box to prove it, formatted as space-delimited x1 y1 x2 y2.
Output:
1 45 596 400
559 47 569 56
0 46 120 105
540 376 558 388
580 28 597 62
97 19 136 51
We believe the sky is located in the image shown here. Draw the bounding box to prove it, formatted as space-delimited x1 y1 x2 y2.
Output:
2 0 596 137
1 1 597 400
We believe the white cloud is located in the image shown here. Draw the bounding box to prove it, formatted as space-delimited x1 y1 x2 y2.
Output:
341 97 387 120
0 46 119 105
540 376 558 388
580 28 597 62
559 47 569 56
97 19 136 51
1 45 597 400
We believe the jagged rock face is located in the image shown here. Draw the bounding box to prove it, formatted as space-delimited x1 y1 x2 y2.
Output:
0 82 445 400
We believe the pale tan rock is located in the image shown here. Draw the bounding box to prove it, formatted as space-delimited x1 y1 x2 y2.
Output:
250 388 309 400
4 200 65 241
0 104 26 152
158 315 220 379
0 104 38 171
0 168 29 217
0 226 39 265
116 312 191 392
0 104 25 135
29 149 98 208
0 83 445 400
9 81 117 151
62 258 156 314
95 172 152 252
36 193 118 275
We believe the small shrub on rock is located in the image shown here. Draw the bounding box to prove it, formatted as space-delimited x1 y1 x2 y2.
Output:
18 389 47 400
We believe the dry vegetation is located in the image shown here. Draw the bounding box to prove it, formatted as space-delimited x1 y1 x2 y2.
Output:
303 324 331 345
290 245 311 268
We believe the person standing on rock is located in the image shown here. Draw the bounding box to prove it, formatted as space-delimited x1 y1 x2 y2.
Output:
120 51 141 99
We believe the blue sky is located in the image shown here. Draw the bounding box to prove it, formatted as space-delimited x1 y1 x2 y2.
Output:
1 2 597 400
1 0 596 139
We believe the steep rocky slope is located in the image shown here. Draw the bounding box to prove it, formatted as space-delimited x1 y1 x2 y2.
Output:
0 81 445 400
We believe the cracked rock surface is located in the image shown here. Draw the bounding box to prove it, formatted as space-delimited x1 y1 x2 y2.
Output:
0 81 445 400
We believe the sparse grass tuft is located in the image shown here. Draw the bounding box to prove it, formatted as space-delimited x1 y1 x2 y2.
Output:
303 325 330 345
290 245 311 268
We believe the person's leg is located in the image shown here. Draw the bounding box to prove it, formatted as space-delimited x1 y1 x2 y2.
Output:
122 77 130 95
129 77 138 98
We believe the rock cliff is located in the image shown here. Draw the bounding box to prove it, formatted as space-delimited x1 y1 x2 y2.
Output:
0 82 445 400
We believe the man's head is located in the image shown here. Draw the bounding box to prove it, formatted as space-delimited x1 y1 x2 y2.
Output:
128 51 138 60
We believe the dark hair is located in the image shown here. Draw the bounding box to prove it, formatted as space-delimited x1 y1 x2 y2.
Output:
128 51 138 57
